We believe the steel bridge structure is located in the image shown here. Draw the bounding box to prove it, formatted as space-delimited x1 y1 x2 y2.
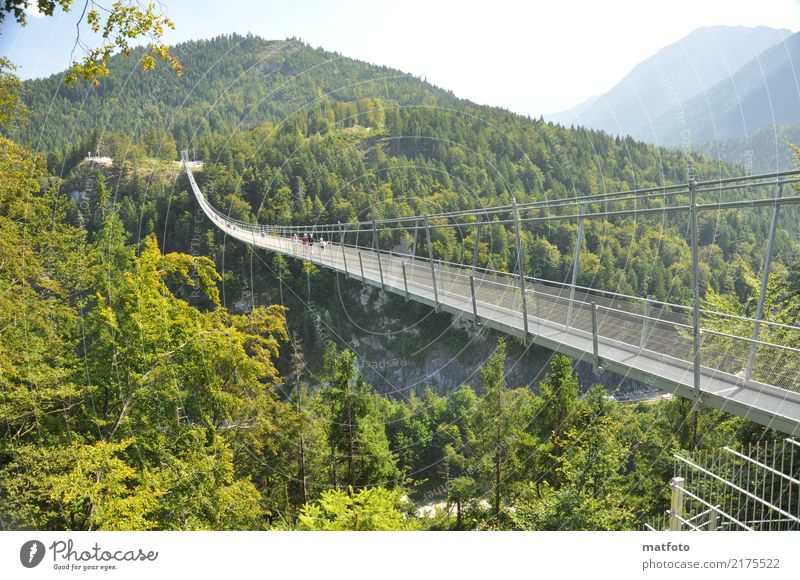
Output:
182 153 800 436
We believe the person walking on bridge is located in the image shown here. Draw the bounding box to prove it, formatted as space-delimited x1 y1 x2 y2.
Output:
302 233 308 255
292 233 299 254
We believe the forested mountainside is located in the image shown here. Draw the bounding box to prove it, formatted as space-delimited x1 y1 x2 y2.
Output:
15 34 462 157
2 34 800 531
696 124 800 174
18 33 722 192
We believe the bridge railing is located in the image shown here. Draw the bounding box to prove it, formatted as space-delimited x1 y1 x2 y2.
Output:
183 157 800 401
652 439 800 531
256 223 800 396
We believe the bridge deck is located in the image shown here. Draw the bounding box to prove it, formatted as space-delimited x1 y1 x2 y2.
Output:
188 170 800 436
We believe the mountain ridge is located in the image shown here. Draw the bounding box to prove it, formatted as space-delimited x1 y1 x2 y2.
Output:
546 25 793 138
639 31 800 145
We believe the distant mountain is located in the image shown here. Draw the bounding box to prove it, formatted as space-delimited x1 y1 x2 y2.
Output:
640 32 800 146
546 26 792 137
545 95 600 126
695 124 800 173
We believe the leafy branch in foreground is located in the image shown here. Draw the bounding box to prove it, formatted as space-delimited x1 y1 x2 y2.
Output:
0 58 26 131
1 1 182 86
0 0 72 24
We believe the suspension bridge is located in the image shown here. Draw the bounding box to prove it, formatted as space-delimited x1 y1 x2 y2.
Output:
182 153 800 436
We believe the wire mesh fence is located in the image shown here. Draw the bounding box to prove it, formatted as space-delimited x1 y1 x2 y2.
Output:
645 438 800 531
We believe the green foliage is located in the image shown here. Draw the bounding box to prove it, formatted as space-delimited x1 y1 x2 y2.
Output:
3 1 181 87
512 482 632 531
0 0 71 24
0 134 86 446
1 439 158 530
321 347 402 489
446 476 480 530
0 58 26 132
512 385 633 530
0 133 292 530
537 354 580 485
297 487 416 531
474 339 517 517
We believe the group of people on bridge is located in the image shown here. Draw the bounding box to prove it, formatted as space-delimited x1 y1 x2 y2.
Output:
291 232 327 256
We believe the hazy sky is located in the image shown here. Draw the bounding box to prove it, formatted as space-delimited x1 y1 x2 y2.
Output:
1 0 798 116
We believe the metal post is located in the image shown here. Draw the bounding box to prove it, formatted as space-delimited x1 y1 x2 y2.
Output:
670 476 685 531
708 507 718 531
591 302 600 373
566 202 585 328
470 274 479 325
412 218 418 259
376 249 385 291
472 216 481 272
358 251 365 282
640 296 652 350
340 222 348 277
746 182 783 380
425 215 439 310
402 262 409 301
513 200 529 339
689 178 701 406
372 218 384 290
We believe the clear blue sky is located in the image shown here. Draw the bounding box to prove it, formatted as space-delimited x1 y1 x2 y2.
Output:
1 0 798 116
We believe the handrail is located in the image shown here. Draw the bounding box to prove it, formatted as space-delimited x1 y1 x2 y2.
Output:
182 156 800 371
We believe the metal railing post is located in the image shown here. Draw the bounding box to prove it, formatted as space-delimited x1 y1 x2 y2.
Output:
708 507 718 531
472 215 481 272
513 199 529 339
640 295 652 350
402 262 409 301
591 302 600 373
425 215 440 310
412 218 418 259
372 219 384 290
358 251 365 282
566 202 585 328
470 274 479 325
377 249 385 291
340 222 348 277
746 182 783 380
689 178 701 407
669 477 685 531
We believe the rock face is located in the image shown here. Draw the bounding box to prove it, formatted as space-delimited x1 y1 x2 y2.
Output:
254 267 658 399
